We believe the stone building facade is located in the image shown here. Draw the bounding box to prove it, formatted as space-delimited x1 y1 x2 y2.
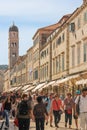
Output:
4 69 9 92
27 47 33 84
4 0 87 94
0 65 8 92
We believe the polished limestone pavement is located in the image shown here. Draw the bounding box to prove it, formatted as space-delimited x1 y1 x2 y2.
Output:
0 114 80 130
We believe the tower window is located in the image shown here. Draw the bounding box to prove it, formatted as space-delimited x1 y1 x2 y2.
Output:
56 36 61 45
84 11 87 23
13 33 15 36
15 43 16 46
11 42 17 47
11 43 14 47
12 53 16 57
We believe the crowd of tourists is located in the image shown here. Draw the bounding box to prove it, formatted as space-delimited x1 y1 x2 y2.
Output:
0 87 87 130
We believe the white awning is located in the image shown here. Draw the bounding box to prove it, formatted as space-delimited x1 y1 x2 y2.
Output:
21 85 30 90
47 81 55 86
23 86 35 93
56 77 70 84
55 74 79 85
8 87 18 92
32 83 46 92
83 79 87 84
39 81 55 91
15 86 22 91
76 79 87 85
69 74 79 80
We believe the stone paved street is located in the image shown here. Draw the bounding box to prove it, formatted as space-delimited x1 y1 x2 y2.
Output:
0 114 80 130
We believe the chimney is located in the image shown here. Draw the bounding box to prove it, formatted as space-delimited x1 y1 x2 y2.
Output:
83 0 87 4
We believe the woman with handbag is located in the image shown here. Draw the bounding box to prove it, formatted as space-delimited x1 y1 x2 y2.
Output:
51 94 63 128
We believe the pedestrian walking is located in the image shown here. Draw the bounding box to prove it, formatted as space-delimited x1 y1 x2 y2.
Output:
73 90 81 130
44 94 53 127
75 88 87 130
33 96 48 130
64 93 74 129
17 94 32 130
3 95 12 129
52 94 63 128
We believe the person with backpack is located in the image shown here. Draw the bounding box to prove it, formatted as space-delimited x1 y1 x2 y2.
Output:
73 90 81 130
75 88 87 130
33 96 48 130
17 94 32 130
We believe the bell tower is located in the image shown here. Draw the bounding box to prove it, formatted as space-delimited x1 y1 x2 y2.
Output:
8 23 19 69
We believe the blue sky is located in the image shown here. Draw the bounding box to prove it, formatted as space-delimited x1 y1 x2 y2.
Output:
0 0 82 64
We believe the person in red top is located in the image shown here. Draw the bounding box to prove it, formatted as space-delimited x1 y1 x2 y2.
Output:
51 94 63 128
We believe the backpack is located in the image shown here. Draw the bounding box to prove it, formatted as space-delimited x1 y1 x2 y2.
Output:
34 103 46 118
36 107 44 117
18 100 29 116
76 96 80 115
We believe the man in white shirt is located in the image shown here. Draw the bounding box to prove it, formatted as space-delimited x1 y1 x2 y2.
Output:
75 88 87 130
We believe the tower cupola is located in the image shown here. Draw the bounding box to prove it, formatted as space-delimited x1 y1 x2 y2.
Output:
9 23 18 32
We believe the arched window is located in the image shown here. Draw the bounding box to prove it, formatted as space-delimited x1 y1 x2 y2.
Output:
12 53 16 57
15 43 16 46
11 42 17 47
11 43 14 47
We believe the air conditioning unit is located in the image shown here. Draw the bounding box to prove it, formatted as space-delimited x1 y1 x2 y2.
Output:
69 23 75 32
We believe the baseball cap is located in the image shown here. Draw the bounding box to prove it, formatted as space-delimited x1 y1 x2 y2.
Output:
76 90 81 94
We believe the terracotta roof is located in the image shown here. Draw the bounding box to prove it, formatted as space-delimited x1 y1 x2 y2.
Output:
32 22 61 39
32 14 71 39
